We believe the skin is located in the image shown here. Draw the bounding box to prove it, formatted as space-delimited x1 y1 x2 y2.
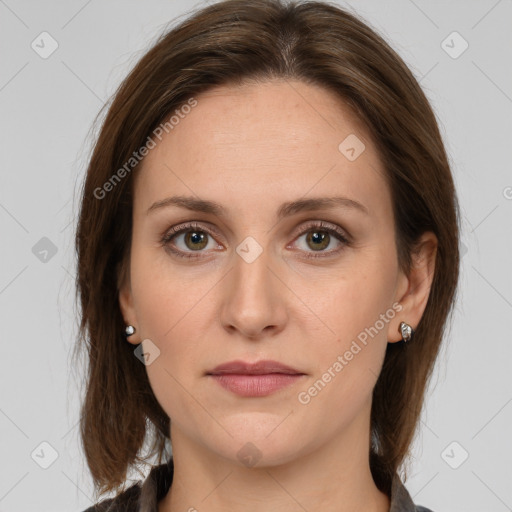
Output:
119 79 437 512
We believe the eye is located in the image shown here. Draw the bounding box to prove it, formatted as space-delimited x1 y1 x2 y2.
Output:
290 221 350 259
161 220 350 261
161 222 222 259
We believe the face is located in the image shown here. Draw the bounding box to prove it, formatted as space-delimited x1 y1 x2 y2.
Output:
120 79 416 467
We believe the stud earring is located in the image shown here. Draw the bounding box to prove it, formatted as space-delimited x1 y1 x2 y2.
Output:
398 321 414 343
125 325 136 337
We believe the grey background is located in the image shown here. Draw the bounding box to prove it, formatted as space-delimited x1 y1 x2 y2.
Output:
1 0 511 511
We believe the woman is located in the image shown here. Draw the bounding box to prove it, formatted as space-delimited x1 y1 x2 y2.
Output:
75 0 460 510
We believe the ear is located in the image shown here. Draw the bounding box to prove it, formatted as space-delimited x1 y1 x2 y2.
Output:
388 231 438 343
118 257 141 345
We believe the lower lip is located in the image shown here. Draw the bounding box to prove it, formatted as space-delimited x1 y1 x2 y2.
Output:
209 373 305 397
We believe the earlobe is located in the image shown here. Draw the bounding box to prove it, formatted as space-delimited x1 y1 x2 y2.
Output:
388 231 438 343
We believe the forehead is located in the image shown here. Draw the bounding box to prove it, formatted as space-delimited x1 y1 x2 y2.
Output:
134 79 391 221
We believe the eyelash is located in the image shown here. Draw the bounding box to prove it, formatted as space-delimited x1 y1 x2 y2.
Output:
160 221 350 260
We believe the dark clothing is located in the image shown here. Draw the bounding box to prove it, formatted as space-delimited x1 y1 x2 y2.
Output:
83 457 433 512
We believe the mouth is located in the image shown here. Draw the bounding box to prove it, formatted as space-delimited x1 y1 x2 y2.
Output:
206 360 306 397
206 359 305 376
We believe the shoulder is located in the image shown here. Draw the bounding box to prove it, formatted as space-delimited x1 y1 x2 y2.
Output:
390 472 435 512
81 481 142 512
81 457 174 512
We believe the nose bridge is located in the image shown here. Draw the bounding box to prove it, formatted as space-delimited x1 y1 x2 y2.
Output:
220 239 287 338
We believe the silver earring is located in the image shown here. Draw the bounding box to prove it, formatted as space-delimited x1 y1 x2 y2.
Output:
398 321 413 342
125 325 136 337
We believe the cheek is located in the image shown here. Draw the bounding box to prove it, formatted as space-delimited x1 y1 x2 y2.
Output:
130 254 209 423
303 261 395 345
294 291 391 426
129 245 219 385
299 260 396 391
130 242 210 338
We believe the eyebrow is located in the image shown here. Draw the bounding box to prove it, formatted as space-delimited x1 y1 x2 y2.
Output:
147 195 369 219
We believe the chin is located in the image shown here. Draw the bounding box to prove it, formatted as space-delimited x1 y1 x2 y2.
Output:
197 415 309 469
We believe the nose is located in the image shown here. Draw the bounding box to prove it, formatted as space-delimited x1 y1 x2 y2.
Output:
220 245 288 340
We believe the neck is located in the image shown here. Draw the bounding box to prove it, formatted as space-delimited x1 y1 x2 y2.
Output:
159 408 390 512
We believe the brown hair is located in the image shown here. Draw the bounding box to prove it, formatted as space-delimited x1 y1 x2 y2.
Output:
73 0 460 500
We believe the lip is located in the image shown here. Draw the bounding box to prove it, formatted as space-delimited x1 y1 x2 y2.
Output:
206 360 306 397
207 359 304 376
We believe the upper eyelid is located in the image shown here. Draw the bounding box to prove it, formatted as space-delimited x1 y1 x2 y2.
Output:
163 221 221 237
290 220 349 239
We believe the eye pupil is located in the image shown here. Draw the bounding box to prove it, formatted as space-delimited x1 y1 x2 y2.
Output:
185 231 208 250
307 231 330 251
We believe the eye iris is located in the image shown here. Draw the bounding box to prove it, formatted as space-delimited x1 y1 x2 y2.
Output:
306 231 330 251
185 231 208 250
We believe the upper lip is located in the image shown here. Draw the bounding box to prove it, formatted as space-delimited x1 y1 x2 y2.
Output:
207 359 304 375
